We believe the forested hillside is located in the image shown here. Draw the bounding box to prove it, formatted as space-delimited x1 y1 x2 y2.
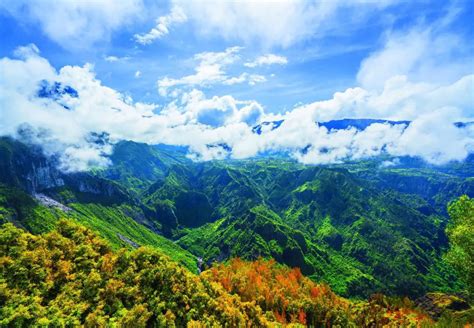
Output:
2 219 471 327
1 137 473 326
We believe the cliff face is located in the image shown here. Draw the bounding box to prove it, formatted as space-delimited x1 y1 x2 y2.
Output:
0 137 127 203
0 137 64 192
26 162 65 192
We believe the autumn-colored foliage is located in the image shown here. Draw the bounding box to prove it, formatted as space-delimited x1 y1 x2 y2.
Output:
0 220 468 327
0 220 269 327
202 257 353 326
202 258 442 327
351 293 433 327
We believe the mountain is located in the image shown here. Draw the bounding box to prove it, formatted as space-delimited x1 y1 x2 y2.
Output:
1 137 472 300
325 156 474 214
0 137 197 270
150 160 462 297
252 118 471 136
317 118 411 130
94 140 190 194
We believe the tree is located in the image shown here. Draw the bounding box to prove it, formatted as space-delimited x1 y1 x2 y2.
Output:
446 195 474 298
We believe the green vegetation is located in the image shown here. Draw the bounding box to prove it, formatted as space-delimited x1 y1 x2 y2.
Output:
156 161 463 298
0 221 267 327
445 195 474 299
1 137 473 324
0 183 63 234
94 141 190 194
3 221 472 326
0 222 433 326
0 184 197 271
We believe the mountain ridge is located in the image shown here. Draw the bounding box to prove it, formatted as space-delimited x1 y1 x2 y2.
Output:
1 136 472 299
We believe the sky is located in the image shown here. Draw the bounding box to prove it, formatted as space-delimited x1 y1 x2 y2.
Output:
0 0 473 171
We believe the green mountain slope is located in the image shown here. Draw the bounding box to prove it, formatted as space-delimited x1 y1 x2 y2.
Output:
1 137 471 299
94 141 190 194
165 162 463 297
0 138 197 271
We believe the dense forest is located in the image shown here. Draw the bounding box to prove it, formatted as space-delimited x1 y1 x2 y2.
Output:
1 209 471 327
1 137 473 326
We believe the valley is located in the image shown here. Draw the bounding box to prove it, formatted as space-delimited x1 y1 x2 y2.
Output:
2 137 472 296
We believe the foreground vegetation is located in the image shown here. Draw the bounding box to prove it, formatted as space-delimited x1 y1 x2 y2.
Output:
1 217 472 327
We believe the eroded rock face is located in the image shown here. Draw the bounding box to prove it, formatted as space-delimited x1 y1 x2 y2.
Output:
1 137 65 193
34 193 71 212
1 138 128 205
64 173 128 202
26 162 65 192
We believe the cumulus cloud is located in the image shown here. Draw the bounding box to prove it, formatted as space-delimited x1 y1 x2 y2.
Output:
166 89 264 127
174 0 399 48
244 54 288 68
0 46 265 170
388 109 472 164
0 0 144 49
0 44 473 172
357 15 472 90
157 47 267 96
293 74 474 123
134 6 187 45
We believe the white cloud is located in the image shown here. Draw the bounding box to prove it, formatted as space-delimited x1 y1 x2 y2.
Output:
1 0 144 49
357 19 472 90
157 47 267 96
158 46 240 95
223 73 267 86
293 74 474 123
13 44 41 58
247 74 267 86
134 6 187 45
244 54 288 68
388 109 472 164
174 0 399 48
1 45 472 172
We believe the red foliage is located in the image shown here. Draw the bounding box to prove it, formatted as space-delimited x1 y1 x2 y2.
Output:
298 309 307 325
310 286 320 299
274 309 286 323
202 258 437 327
202 257 350 326
220 274 232 292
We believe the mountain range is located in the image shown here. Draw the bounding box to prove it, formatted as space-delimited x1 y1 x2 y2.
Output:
1 131 473 299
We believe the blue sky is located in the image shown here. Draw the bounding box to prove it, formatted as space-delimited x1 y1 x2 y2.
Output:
0 0 473 170
1 0 471 112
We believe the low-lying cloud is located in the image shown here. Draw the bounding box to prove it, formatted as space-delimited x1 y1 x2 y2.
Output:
0 44 473 172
